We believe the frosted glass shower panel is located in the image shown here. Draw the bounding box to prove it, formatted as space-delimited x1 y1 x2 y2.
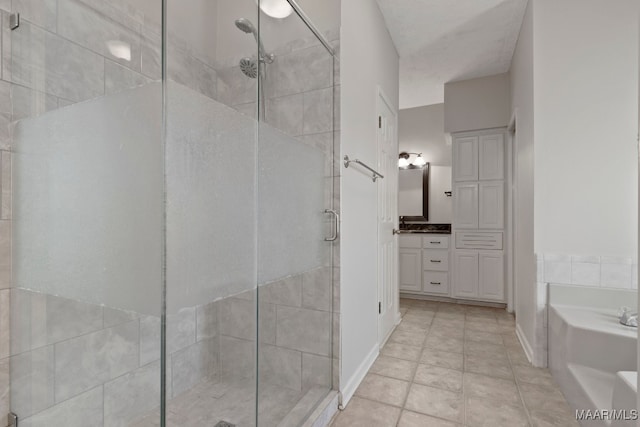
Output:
12 83 163 316
257 123 326 283
165 82 257 313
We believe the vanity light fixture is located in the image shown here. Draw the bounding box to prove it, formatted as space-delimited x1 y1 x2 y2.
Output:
398 152 426 168
257 0 293 18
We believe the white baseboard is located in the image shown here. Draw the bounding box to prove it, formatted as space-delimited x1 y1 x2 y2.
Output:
339 344 379 408
515 323 534 364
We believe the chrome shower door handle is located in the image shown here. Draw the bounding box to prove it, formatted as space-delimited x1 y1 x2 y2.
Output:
324 209 339 241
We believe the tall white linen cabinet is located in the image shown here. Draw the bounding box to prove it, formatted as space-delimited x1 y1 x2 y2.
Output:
452 129 510 303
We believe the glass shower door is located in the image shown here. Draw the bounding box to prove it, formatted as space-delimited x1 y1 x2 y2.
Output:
256 5 337 426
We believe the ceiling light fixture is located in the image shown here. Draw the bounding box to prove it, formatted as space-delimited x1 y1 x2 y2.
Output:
257 0 293 18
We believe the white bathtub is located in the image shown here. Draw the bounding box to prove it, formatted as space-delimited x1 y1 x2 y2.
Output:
548 285 638 427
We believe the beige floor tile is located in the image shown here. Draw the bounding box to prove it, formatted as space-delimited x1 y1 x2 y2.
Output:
354 373 410 407
464 341 509 360
464 354 514 379
331 397 401 427
519 382 572 414
381 342 423 361
424 336 464 354
464 308 497 318
431 315 464 330
402 315 433 328
438 303 466 313
420 348 464 371
405 383 464 423
408 300 439 310
428 325 465 340
389 329 427 347
406 308 436 318
369 355 417 381
396 322 430 333
529 409 579 427
465 396 529 427
464 330 503 345
465 314 498 324
397 410 461 427
463 372 521 405
413 364 462 392
465 321 502 334
513 364 556 387
434 311 465 321
507 347 531 366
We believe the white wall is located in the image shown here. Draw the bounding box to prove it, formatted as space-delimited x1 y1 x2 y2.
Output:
444 73 511 133
509 0 536 362
340 0 399 403
533 0 639 258
510 0 640 367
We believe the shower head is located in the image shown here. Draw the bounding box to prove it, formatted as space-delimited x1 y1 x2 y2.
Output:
239 57 258 79
234 18 274 64
235 18 257 35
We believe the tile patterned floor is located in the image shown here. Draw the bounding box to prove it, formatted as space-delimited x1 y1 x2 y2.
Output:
331 298 579 427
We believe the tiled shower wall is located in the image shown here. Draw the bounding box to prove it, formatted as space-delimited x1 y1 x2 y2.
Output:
0 0 341 425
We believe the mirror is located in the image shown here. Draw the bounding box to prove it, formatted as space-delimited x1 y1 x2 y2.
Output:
398 163 429 220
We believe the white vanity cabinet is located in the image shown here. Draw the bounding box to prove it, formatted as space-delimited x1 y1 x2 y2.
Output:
399 234 451 296
452 129 508 304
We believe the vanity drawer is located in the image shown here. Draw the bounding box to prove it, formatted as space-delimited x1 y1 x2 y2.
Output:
423 250 449 271
423 235 450 249
399 235 422 249
423 271 449 294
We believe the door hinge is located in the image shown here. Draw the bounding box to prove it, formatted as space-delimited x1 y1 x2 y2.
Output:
8 412 17 427
378 116 382 129
378 302 381 314
9 13 19 31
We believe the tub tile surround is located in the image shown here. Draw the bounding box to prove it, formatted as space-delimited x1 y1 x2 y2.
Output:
539 253 637 290
532 253 638 369
330 299 578 427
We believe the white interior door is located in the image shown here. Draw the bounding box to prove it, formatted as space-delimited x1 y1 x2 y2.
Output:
377 89 398 345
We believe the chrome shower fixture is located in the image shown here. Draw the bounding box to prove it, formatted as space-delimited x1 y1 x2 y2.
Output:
234 18 274 64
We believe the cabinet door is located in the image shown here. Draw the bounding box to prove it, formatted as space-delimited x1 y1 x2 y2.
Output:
479 252 504 301
453 136 478 181
453 250 478 298
399 248 422 292
479 134 504 180
478 181 504 229
453 183 478 229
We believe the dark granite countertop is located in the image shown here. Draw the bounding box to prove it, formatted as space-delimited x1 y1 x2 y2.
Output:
398 223 451 234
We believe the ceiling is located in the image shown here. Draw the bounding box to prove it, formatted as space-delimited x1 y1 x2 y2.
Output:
376 0 528 109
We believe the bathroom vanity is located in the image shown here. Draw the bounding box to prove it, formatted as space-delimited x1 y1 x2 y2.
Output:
398 226 452 298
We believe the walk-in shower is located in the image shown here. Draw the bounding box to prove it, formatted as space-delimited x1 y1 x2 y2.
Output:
4 0 338 426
